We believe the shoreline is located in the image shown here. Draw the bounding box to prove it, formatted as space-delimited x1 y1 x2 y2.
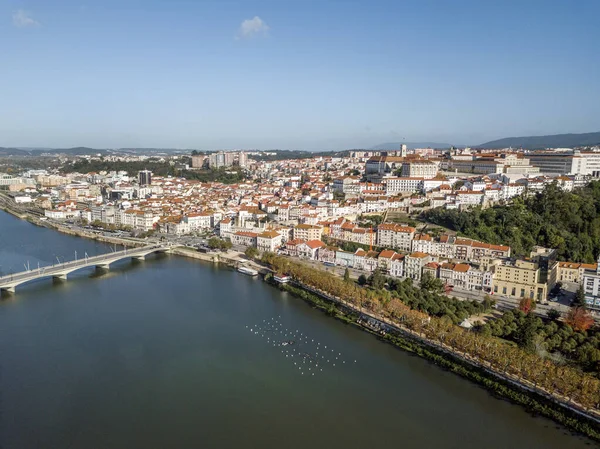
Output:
2 206 599 441
261 274 600 442
1 202 147 248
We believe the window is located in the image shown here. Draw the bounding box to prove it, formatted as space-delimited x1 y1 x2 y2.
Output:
520 289 525 297
502 287 507 294
494 286 498 293
511 287 516 296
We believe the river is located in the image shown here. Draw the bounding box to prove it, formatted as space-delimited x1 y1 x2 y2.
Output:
0 211 595 449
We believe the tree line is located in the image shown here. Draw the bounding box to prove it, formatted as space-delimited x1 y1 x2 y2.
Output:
62 159 246 184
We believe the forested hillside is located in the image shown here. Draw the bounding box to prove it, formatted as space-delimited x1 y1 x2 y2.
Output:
424 182 600 263
61 158 246 184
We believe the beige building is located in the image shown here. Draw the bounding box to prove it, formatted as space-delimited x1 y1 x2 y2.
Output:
376 224 416 251
556 261 597 284
493 259 547 301
191 155 206 168
401 161 438 179
293 224 322 241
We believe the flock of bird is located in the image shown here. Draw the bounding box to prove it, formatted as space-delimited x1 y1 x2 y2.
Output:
246 316 356 377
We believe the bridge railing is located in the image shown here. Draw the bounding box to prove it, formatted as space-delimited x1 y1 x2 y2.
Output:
0 245 166 284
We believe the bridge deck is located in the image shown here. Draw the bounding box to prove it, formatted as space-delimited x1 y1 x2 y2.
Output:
0 245 171 292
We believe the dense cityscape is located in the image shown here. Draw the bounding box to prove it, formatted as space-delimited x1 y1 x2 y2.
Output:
3 1 600 447
4 144 600 313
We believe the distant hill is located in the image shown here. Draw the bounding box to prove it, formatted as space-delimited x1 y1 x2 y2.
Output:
370 142 464 150
478 132 600 150
0 147 31 156
49 147 110 155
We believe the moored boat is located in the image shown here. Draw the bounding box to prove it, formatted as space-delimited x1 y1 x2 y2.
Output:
237 266 258 276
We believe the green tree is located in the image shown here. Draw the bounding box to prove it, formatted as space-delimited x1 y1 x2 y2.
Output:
343 267 350 282
357 274 367 286
245 246 258 259
516 313 541 352
546 309 561 321
481 295 496 311
368 270 386 290
573 286 586 309
419 272 444 294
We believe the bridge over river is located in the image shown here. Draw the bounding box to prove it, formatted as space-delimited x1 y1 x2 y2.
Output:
0 244 172 294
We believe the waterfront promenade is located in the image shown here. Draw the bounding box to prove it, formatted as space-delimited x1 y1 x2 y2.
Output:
0 244 171 294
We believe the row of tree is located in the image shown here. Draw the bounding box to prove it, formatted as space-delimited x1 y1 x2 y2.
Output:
262 252 600 411
423 181 600 262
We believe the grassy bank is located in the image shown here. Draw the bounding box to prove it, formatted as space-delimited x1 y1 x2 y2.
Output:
264 274 600 442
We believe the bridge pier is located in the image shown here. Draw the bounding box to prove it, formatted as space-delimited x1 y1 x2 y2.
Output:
0 245 170 296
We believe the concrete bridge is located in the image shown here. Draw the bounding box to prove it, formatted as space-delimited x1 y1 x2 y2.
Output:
0 245 172 294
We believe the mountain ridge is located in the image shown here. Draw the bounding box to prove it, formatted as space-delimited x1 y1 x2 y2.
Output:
478 132 600 149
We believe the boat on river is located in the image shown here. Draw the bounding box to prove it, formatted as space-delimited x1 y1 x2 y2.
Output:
237 266 258 276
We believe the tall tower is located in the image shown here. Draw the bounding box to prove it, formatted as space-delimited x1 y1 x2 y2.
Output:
401 144 407 158
138 170 152 186
238 151 248 167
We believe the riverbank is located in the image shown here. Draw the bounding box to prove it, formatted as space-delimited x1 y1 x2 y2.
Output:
263 274 600 442
0 199 146 248
172 246 270 274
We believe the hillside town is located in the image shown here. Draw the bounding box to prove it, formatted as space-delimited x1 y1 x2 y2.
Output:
3 144 600 310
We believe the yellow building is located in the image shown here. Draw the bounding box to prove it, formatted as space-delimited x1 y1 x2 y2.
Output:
493 259 548 301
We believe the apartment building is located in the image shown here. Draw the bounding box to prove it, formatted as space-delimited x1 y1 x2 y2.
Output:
293 224 323 241
582 260 600 309
376 224 416 251
383 177 424 194
404 252 432 281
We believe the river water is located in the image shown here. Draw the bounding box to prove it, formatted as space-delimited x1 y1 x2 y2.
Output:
0 211 595 449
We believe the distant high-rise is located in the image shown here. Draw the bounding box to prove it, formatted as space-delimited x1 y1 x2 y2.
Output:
138 170 152 186
208 152 226 168
224 151 236 167
191 155 206 168
238 151 248 167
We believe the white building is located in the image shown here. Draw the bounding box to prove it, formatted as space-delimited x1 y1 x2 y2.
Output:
404 252 432 281
257 230 283 252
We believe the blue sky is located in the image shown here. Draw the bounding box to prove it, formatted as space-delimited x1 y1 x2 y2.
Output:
2 0 599 150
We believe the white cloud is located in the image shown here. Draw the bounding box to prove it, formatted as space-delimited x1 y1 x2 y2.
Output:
237 16 269 39
12 9 40 27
